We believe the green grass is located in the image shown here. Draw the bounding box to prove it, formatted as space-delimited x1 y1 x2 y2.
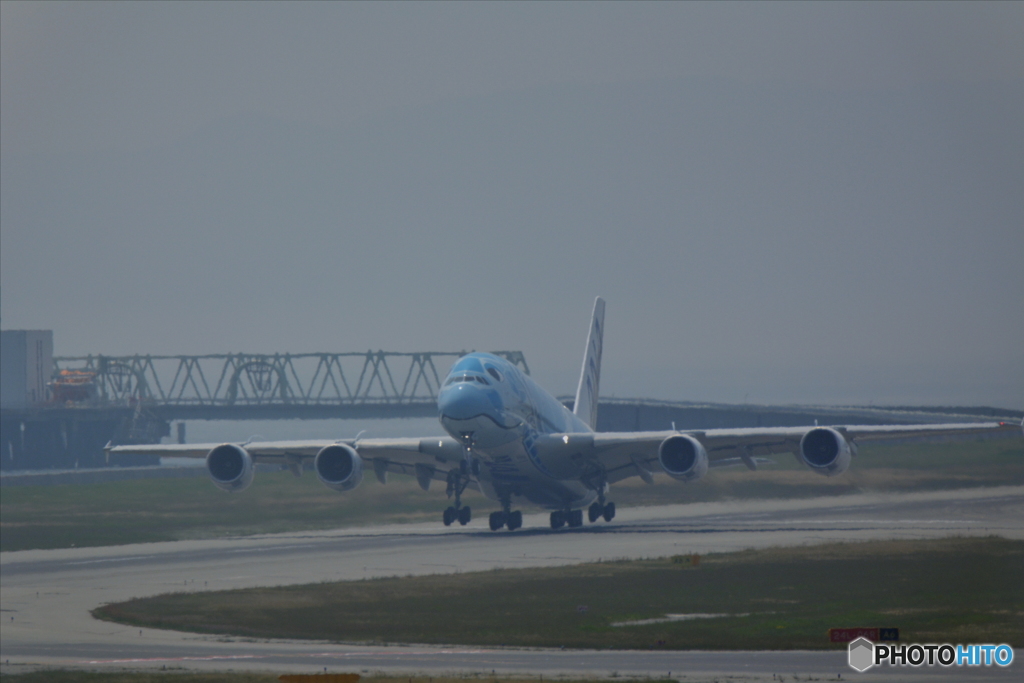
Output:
3 437 1021 553
0 474 501 552
0 673 280 683
93 536 1024 651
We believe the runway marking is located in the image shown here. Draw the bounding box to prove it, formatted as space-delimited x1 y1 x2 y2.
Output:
612 612 751 627
65 556 152 566
79 655 260 664
78 648 494 664
224 544 319 553
826 519 981 524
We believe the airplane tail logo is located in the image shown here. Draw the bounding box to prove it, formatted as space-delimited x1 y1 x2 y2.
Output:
573 297 605 429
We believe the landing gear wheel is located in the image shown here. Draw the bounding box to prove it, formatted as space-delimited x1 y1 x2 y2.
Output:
603 501 616 522
568 509 584 528
507 510 523 530
550 510 565 529
588 502 603 523
489 510 507 531
444 466 474 529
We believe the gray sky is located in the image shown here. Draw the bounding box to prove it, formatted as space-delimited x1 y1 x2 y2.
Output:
2 1 1022 410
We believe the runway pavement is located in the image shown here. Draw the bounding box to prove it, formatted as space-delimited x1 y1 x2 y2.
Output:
2 485 1022 680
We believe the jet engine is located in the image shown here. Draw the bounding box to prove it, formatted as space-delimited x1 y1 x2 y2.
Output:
798 427 852 477
206 444 255 492
315 444 364 492
658 434 709 482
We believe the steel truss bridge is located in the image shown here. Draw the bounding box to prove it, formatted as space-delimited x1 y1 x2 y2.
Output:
50 351 529 420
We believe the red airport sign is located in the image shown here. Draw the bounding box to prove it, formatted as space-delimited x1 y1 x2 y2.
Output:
830 627 899 643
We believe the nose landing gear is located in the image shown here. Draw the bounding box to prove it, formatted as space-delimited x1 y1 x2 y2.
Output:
442 468 472 526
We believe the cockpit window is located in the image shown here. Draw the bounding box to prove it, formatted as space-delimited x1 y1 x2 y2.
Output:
486 367 502 382
452 357 485 373
445 374 491 386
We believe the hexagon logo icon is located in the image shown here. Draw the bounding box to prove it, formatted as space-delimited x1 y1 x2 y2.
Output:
848 637 875 672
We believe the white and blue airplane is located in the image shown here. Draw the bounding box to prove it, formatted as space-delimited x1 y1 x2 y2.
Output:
108 298 1020 531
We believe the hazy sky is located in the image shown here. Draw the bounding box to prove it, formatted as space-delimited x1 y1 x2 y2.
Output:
2 1 1022 410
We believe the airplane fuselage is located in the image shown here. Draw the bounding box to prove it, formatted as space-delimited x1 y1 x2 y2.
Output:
437 353 598 509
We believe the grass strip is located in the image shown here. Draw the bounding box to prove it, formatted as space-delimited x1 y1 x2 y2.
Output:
3 437 1021 553
0 673 280 683
94 536 1024 651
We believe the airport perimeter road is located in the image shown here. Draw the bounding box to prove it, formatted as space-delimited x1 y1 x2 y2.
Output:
2 486 1022 680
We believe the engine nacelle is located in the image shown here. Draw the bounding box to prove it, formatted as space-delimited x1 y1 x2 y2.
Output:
206 444 255 492
315 444 364 492
799 427 852 477
658 434 709 482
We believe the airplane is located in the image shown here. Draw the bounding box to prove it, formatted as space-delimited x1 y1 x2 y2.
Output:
108 298 1021 531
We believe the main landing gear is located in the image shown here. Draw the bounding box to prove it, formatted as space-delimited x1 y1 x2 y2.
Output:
489 492 523 531
443 505 471 526
550 501 616 529
588 500 616 523
550 509 583 529
489 509 523 531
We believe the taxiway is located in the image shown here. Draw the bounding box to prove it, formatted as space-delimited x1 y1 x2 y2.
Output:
2 486 1022 680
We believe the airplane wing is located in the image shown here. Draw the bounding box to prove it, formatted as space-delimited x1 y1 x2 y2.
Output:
588 420 1022 484
107 437 467 487
110 420 1020 488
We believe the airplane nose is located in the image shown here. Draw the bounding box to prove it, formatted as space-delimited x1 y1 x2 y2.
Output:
439 384 496 420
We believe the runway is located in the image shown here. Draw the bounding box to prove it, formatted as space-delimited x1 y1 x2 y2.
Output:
2 485 1022 681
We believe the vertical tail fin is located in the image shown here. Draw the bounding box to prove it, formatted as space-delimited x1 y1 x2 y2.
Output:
573 297 605 429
